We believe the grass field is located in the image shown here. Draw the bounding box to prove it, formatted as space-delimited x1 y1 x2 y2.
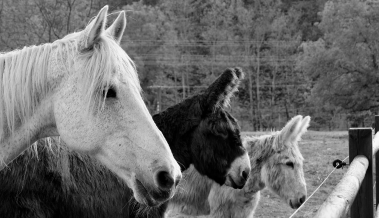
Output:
242 131 352 218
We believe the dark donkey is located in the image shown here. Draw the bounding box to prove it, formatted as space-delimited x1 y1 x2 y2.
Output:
0 68 250 218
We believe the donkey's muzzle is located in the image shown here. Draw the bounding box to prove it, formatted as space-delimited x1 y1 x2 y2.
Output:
290 195 306 209
225 169 249 189
241 168 249 181
225 153 251 189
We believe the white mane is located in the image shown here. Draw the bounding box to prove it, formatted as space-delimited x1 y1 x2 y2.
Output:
0 24 140 141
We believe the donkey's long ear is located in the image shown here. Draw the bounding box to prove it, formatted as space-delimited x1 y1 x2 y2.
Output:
298 116 311 138
276 115 310 150
277 115 303 148
203 67 244 112
84 6 108 49
105 11 126 44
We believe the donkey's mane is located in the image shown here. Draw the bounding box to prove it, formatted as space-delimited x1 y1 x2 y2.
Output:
244 134 277 168
0 21 140 140
244 132 304 166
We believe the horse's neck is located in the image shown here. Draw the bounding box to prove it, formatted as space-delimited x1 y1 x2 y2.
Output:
0 45 64 169
0 98 57 170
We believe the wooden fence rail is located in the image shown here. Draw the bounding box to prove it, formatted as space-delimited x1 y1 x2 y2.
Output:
314 127 375 218
314 156 369 218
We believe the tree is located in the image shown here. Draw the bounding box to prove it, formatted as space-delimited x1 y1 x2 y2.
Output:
0 0 102 50
297 0 379 125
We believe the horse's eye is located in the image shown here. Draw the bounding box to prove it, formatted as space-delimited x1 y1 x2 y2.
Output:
286 162 294 168
103 87 117 99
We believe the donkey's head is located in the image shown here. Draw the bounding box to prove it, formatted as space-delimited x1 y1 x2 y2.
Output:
261 115 308 209
154 68 250 189
51 7 181 206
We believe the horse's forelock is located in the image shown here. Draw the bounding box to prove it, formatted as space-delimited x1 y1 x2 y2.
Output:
63 31 140 113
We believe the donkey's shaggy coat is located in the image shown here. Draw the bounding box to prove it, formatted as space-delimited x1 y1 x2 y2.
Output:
166 115 309 218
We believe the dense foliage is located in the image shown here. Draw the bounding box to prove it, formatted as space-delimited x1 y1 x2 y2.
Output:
1 0 377 130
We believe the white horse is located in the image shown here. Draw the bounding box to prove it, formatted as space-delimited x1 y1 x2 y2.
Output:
166 115 309 217
0 6 181 206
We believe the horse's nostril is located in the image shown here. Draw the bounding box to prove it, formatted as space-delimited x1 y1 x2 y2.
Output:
241 169 249 181
299 195 306 204
155 171 175 191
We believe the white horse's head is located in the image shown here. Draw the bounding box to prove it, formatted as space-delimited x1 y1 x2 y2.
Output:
261 115 308 209
46 7 181 206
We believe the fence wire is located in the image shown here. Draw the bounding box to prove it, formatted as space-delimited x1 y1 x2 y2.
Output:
288 156 350 218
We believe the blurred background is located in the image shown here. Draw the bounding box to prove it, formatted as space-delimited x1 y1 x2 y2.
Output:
1 0 378 131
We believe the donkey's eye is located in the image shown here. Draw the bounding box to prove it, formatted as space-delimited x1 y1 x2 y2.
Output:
103 87 117 99
286 162 294 168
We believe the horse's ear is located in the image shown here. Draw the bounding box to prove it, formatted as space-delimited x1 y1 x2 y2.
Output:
84 5 108 49
203 67 244 112
105 11 126 44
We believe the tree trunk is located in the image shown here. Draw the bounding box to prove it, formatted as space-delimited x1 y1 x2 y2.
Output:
157 87 162 113
285 65 291 120
271 41 279 128
174 69 178 104
185 56 189 98
87 0 94 17
66 0 76 34
182 55 186 100
245 43 254 128
256 41 262 131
